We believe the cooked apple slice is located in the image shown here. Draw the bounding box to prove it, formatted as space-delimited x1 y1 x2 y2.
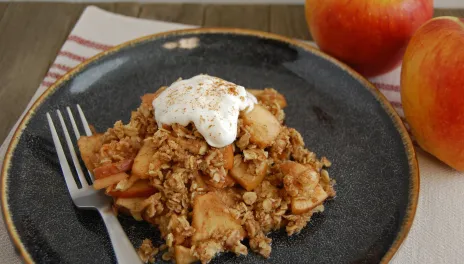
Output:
77 134 103 171
279 161 307 175
280 161 319 192
93 159 133 180
205 174 236 189
230 156 267 191
141 87 166 106
242 104 281 148
114 197 146 213
132 139 156 178
291 184 328 215
192 192 245 243
247 89 287 108
113 174 139 191
93 172 129 190
222 144 234 170
141 93 157 106
107 180 156 198
174 246 199 264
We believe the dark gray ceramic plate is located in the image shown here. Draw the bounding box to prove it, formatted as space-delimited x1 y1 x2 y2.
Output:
1 28 418 264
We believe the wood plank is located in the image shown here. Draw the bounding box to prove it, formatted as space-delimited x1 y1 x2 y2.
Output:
434 9 464 17
0 3 8 23
203 4 270 31
115 3 141 17
270 5 311 40
0 3 84 143
78 3 141 17
139 4 205 25
88 3 116 12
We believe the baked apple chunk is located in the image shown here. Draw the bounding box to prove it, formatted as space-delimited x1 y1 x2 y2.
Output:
242 105 281 148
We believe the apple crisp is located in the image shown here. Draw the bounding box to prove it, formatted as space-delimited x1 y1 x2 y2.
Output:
78 87 336 264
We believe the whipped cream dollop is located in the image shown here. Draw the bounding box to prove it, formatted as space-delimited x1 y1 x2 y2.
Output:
153 75 257 148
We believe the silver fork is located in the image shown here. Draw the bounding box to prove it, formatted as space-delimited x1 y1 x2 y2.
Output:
46 105 142 264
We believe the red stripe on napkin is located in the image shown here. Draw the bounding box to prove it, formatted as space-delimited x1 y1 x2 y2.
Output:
373 82 401 92
50 63 74 72
46 72 63 79
390 101 402 108
58 51 88 62
67 35 113 51
41 81 55 87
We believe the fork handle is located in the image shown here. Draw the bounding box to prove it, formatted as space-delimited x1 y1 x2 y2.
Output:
99 209 143 264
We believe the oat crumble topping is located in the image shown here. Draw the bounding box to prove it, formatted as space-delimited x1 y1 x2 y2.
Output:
78 86 336 264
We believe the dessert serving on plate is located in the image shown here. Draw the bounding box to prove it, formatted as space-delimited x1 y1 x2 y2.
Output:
77 74 336 263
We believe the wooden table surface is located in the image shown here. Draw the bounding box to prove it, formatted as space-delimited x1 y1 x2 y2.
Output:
0 3 462 143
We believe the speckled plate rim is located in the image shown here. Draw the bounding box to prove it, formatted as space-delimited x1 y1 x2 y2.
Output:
1 27 419 264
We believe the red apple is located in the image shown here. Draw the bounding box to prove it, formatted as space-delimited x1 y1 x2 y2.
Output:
305 0 433 77
401 16 464 171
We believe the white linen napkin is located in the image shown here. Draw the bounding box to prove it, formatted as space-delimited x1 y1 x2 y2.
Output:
1 6 463 264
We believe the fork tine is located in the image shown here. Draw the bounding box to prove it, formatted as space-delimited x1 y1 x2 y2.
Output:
66 107 81 140
66 107 94 182
57 110 89 187
77 104 93 136
46 113 78 194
